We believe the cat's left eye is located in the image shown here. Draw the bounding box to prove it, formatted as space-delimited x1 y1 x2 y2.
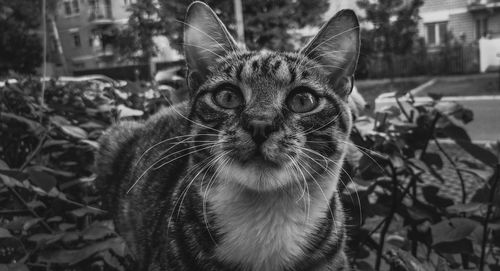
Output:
213 85 243 109
287 89 319 113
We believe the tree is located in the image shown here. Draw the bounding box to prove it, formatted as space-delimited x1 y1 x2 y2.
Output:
356 0 423 80
0 0 44 75
117 0 330 59
115 0 161 63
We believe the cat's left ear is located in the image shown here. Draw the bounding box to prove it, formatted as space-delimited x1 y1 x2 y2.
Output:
300 10 360 98
184 1 238 91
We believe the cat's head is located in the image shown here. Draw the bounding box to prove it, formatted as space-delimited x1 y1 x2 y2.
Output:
183 2 360 192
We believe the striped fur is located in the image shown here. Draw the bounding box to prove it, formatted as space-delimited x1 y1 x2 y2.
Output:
96 2 359 270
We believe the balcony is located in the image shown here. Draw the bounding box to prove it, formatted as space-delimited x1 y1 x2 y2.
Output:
88 1 114 25
468 0 500 11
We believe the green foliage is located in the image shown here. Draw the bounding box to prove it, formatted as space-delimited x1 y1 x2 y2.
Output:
356 0 424 79
1 77 500 270
0 0 44 75
115 0 162 62
117 0 330 58
345 91 500 270
0 78 172 270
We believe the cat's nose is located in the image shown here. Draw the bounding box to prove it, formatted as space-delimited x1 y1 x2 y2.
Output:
243 119 277 145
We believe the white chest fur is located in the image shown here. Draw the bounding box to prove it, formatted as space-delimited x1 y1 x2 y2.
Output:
210 182 336 271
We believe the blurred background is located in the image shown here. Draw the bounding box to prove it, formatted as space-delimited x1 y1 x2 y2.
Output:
1 1 500 271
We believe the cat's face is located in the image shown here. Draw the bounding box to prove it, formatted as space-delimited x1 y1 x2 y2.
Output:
184 2 360 191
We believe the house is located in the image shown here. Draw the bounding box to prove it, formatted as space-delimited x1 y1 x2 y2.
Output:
418 0 500 46
53 0 133 73
52 0 179 76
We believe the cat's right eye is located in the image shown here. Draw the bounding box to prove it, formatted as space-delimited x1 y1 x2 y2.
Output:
213 85 243 109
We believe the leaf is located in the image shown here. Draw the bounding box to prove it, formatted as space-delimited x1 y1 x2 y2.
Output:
0 162 24 188
386 234 406 248
433 238 474 254
446 203 485 214
431 218 480 245
0 263 29 271
42 139 70 149
49 115 71 127
27 168 57 192
38 237 127 265
60 125 88 139
117 104 144 118
422 186 454 208
46 216 63 223
82 224 115 241
80 139 99 149
0 170 28 182
0 112 45 136
69 206 105 218
79 121 105 130
26 200 46 210
0 237 26 263
386 249 433 271
435 101 473 124
62 231 80 244
4 217 34 231
441 123 497 166
59 223 76 231
28 233 64 245
0 228 12 238
99 251 125 271
421 152 443 169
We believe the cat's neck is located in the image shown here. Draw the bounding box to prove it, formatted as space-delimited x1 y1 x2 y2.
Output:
206 177 338 271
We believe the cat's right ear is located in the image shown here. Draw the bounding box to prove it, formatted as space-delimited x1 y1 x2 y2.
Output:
184 1 238 91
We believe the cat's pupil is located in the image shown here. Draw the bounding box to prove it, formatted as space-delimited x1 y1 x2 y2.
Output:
225 93 233 103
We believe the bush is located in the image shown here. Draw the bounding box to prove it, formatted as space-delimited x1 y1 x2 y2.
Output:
0 78 498 270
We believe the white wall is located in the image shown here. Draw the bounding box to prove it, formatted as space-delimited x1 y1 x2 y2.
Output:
479 38 500 72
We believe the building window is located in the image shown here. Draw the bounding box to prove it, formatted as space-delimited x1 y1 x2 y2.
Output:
72 32 81 47
72 0 80 13
425 21 448 45
64 1 72 15
63 0 80 15
476 18 489 39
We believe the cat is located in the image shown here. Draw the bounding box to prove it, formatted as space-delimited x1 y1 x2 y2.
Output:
96 2 360 270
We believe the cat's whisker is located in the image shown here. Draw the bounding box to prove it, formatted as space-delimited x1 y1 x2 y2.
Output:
295 151 336 220
158 96 224 134
152 142 224 170
135 134 217 167
166 154 220 237
287 154 311 222
127 142 223 194
299 147 363 224
296 114 341 137
201 153 232 246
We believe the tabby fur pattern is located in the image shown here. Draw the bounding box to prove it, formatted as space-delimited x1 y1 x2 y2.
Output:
96 2 360 270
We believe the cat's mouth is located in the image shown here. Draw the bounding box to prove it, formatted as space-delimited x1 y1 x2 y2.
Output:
247 149 281 168
230 148 282 169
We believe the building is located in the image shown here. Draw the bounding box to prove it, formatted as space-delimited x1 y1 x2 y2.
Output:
53 0 133 73
52 0 179 76
418 0 500 46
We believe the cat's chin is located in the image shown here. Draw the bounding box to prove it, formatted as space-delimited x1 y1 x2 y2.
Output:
217 157 293 192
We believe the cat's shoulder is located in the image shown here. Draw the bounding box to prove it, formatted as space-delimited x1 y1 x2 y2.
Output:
96 102 190 176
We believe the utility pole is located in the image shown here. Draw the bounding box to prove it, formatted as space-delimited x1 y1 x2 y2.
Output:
233 0 245 44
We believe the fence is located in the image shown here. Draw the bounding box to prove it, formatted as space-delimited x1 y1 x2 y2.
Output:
360 44 480 79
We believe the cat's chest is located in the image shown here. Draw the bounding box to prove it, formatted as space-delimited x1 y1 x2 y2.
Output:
210 186 330 271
